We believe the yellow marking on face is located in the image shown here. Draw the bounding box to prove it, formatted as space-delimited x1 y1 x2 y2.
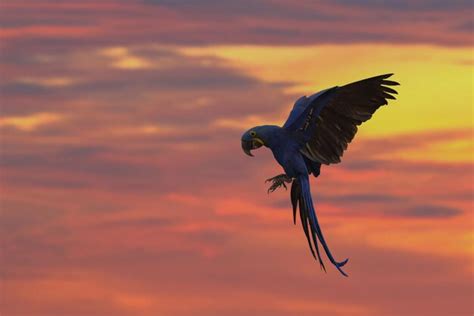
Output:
254 137 265 146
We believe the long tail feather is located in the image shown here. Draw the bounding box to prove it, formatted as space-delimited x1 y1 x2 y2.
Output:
298 175 349 276
291 181 326 271
305 199 326 272
290 181 298 225
292 181 316 259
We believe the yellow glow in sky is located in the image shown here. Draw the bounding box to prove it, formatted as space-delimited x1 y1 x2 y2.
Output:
181 44 473 137
17 77 76 87
0 113 63 131
100 46 151 69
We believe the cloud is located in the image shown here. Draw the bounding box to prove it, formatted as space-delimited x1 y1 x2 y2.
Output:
0 199 62 233
1 5 473 315
2 207 472 316
321 193 403 204
94 217 175 229
0 112 64 131
390 205 463 218
332 0 473 11
1 0 472 53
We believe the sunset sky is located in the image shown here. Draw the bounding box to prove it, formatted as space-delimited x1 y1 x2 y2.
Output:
1 1 473 315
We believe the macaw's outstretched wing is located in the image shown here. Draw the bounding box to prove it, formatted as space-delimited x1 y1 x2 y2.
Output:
284 74 399 164
291 175 349 276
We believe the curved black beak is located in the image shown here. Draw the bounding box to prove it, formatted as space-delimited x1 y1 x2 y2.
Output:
241 138 264 157
241 140 254 157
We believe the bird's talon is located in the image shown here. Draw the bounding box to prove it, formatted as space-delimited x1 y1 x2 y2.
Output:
266 174 292 193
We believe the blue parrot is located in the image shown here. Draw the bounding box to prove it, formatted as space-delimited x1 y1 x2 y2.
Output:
241 74 399 276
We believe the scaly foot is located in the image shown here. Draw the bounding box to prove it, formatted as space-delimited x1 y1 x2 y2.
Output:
265 174 293 193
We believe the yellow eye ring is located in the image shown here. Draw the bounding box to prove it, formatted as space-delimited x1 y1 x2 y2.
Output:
250 131 257 137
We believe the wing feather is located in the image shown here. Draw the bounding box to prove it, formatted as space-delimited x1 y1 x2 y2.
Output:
284 74 399 164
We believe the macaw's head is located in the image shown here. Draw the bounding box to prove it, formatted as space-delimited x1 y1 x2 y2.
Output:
241 126 267 157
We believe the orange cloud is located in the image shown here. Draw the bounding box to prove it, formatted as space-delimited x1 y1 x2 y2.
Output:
0 112 64 131
1 2 473 315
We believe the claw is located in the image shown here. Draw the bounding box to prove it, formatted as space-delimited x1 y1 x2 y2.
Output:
266 174 292 194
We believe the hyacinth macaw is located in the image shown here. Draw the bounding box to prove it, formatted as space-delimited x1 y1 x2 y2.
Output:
241 74 399 276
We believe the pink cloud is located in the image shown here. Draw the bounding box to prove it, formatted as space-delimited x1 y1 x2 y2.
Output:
1 4 473 314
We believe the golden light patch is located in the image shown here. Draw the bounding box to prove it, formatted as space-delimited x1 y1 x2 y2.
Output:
112 56 151 70
100 46 151 70
107 124 177 136
389 136 474 162
0 113 64 131
100 46 129 57
180 44 473 137
17 77 76 87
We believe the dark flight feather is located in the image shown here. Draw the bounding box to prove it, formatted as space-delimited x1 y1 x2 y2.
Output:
285 74 399 165
305 74 399 164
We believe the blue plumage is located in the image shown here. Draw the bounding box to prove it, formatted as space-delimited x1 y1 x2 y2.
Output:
241 74 399 276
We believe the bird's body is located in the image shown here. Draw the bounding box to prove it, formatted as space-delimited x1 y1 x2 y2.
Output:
241 74 399 276
256 126 304 177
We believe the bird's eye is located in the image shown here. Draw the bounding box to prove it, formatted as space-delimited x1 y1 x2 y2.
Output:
250 131 257 137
